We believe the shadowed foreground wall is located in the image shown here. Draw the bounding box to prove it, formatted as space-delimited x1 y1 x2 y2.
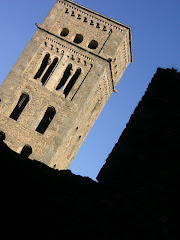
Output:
0 68 179 239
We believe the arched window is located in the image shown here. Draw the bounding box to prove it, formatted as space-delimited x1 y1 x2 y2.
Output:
36 107 56 134
20 145 32 158
60 28 69 37
64 68 81 98
56 64 73 91
10 93 29 121
41 57 59 86
88 40 98 49
73 34 83 44
34 53 50 79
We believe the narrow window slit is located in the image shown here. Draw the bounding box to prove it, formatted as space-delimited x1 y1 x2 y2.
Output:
36 107 56 134
64 68 81 98
10 93 29 121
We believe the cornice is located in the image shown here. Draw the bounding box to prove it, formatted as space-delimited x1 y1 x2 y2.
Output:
58 0 133 62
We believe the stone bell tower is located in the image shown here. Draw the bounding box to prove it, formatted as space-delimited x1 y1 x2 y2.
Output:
0 0 132 169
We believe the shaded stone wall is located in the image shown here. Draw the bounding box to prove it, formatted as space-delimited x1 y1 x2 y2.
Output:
98 68 180 183
1 68 178 239
97 68 180 238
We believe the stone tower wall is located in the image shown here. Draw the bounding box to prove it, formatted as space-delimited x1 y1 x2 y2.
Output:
0 0 132 169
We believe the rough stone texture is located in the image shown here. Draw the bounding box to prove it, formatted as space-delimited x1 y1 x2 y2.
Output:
0 68 178 239
0 0 132 169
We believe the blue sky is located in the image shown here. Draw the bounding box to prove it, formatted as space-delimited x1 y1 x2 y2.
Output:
0 0 180 180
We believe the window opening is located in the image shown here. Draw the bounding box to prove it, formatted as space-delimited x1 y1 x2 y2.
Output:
41 57 58 86
20 145 32 158
36 107 56 134
88 40 98 49
60 28 69 37
64 68 81 98
10 93 29 121
34 53 50 79
56 64 73 90
73 34 83 44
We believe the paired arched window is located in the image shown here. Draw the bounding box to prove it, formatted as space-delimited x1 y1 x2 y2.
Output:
56 64 73 91
10 93 29 121
36 107 56 134
56 64 82 98
34 54 59 86
10 95 56 135
64 68 81 98
41 57 59 86
34 53 50 79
